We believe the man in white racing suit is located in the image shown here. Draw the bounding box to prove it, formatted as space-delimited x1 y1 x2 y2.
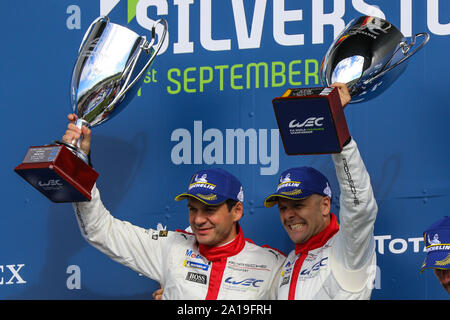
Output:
63 119 284 299
263 83 378 299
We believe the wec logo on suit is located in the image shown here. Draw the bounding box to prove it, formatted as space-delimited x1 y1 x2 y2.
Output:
225 277 264 287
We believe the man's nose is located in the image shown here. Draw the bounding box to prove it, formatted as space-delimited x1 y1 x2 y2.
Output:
282 206 296 220
193 210 208 225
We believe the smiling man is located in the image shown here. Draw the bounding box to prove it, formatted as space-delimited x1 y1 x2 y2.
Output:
274 168 334 246
63 114 284 300
264 83 378 300
179 172 245 248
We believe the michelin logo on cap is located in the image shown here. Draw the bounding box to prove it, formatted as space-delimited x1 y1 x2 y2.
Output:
276 173 301 191
425 232 450 253
188 174 216 191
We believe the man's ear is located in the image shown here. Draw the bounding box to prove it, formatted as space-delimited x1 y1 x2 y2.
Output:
232 201 244 222
320 196 331 217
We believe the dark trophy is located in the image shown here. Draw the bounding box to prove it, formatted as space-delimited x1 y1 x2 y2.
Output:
15 16 168 202
272 16 429 155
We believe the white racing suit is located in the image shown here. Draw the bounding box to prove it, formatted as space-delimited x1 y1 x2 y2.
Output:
73 190 285 299
277 138 378 299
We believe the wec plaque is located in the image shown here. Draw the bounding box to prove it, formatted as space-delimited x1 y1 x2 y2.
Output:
272 87 350 155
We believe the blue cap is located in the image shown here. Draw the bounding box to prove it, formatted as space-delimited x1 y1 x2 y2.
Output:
175 168 244 205
420 216 450 273
264 166 332 208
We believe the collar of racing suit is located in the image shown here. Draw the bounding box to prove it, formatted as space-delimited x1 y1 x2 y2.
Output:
288 213 339 300
198 223 245 262
294 213 340 255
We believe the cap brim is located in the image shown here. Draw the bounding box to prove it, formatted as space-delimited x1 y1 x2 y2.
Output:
420 251 450 273
263 192 312 208
175 192 228 205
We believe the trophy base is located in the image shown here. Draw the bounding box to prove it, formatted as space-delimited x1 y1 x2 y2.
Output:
14 144 99 203
272 87 350 155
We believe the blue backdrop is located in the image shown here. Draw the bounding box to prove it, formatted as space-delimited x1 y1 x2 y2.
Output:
1 0 449 300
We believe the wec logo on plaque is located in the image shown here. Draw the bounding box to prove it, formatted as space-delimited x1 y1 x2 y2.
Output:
289 117 324 128
38 179 63 189
289 117 324 135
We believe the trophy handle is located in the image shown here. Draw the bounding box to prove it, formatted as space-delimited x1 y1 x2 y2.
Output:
363 32 430 85
110 19 168 106
78 16 109 54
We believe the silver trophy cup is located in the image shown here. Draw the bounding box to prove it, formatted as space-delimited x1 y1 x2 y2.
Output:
15 16 168 202
62 15 168 162
321 16 429 103
272 15 429 155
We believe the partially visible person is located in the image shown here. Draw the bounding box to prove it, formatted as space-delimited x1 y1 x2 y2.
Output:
420 216 450 294
63 115 285 300
264 82 378 299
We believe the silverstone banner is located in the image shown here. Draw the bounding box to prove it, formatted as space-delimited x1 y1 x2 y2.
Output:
1 0 449 300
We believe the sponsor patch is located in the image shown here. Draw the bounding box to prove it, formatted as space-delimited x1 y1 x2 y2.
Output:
184 260 210 271
224 277 264 288
159 230 168 237
280 276 290 287
186 272 207 285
